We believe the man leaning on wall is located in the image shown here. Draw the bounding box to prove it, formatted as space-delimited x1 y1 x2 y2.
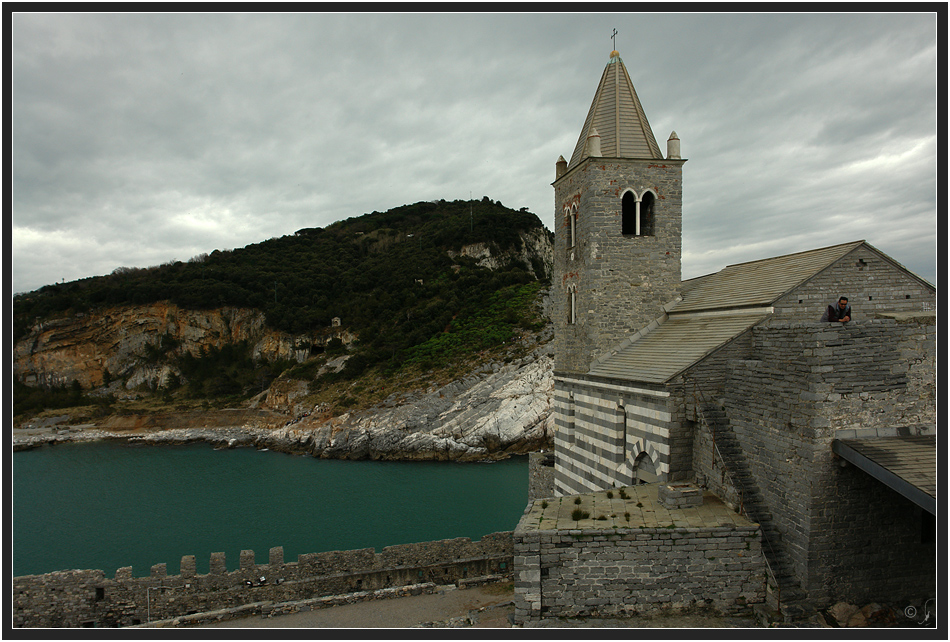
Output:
821 296 852 322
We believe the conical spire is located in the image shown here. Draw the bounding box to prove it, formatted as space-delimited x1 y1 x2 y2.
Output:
567 50 662 169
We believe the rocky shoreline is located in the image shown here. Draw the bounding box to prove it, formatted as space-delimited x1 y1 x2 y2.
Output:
14 353 555 462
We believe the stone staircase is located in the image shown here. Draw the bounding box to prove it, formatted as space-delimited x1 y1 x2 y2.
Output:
698 403 812 623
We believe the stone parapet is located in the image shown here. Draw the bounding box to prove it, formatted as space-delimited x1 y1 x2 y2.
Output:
13 533 513 628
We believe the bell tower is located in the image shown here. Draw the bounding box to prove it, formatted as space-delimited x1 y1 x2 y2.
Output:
552 50 685 374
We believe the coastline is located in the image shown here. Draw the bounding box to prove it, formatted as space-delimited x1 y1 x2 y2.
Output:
12 409 548 462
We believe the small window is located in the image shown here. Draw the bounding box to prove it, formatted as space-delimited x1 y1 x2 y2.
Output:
570 205 577 249
566 393 575 445
640 192 655 236
565 204 577 257
622 192 637 235
618 405 627 462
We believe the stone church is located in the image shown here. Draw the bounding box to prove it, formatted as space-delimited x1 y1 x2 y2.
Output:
534 48 937 617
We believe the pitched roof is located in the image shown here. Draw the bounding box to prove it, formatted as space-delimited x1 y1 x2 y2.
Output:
567 51 662 170
675 241 865 313
588 241 872 383
588 312 767 382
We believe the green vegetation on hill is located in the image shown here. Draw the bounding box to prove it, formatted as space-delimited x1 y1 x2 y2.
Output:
14 198 552 411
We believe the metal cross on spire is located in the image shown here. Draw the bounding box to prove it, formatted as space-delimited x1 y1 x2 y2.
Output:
611 28 618 50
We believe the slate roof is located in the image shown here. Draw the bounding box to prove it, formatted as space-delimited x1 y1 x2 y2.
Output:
589 241 869 382
832 436 936 514
588 313 767 382
676 241 865 313
567 51 663 170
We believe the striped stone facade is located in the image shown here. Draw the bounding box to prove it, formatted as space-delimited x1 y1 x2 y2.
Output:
553 375 673 496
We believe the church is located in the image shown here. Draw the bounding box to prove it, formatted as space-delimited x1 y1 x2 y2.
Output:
527 48 936 620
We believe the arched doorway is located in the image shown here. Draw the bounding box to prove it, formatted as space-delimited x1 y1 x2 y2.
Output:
632 452 658 485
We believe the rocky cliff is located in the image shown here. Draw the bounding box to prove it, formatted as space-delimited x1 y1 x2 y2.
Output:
256 348 554 461
13 303 352 391
14 225 556 461
14 348 554 461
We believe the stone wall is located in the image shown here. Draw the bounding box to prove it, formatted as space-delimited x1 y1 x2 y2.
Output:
715 318 936 605
553 158 684 373
770 244 936 323
13 533 513 628
513 524 764 621
528 451 555 500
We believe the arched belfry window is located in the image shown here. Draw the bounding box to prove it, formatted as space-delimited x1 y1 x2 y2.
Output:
640 191 655 236
621 191 637 235
621 190 656 237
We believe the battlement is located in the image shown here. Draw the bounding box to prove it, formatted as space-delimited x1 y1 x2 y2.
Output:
13 533 514 628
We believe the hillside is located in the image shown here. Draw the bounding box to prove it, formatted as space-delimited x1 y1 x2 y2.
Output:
13 198 555 454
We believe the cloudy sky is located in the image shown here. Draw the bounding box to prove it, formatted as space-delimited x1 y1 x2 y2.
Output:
11 12 938 295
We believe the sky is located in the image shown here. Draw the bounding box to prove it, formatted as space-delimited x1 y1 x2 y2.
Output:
10 12 939 296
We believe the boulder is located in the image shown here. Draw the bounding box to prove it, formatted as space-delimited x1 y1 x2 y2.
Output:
828 602 859 627
846 609 867 627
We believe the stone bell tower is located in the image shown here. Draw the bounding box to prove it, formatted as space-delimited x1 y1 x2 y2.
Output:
552 50 685 374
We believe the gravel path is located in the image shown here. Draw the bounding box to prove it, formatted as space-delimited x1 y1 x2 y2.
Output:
191 583 516 628
188 581 761 629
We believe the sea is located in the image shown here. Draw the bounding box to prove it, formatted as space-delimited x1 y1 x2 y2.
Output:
11 440 529 578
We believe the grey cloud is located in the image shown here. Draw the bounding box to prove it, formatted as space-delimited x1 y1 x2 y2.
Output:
11 12 937 295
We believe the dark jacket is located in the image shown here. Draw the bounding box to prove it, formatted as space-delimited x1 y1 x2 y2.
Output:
821 303 852 322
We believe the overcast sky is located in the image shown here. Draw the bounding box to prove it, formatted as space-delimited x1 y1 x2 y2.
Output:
11 12 938 296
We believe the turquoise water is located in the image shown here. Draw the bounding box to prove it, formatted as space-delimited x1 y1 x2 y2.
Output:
11 441 528 578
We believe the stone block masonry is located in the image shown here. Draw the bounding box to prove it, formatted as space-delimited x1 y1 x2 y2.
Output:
513 483 765 623
657 483 703 509
13 533 513 628
553 159 684 375
528 451 556 500
706 318 936 606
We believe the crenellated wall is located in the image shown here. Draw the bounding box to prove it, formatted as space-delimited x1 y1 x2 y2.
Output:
13 533 513 628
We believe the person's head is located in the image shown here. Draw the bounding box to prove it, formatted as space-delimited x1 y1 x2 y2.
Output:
838 297 849 308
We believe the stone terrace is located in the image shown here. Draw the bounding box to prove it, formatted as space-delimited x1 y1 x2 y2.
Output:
520 483 753 531
513 483 766 623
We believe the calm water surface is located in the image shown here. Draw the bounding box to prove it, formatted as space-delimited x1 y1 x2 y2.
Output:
12 441 528 577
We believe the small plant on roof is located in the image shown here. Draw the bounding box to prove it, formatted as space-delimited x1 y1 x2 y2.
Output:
571 508 590 521
606 491 614 499
574 497 582 505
